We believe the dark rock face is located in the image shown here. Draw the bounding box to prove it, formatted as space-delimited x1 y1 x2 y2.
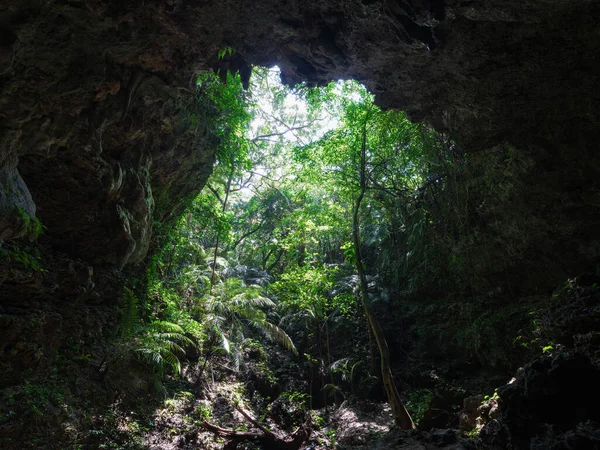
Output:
479 283 600 449
479 353 600 449
1 2 224 266
0 166 35 240
0 244 123 387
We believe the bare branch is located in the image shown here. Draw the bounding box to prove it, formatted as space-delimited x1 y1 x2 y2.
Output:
206 183 224 205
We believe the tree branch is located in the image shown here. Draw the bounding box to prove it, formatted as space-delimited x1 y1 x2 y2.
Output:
231 217 266 250
201 406 311 450
206 183 224 205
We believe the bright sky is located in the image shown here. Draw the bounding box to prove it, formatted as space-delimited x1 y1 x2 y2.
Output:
250 66 339 144
236 66 341 199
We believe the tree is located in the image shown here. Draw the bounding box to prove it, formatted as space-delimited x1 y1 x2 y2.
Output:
351 105 415 430
299 81 416 429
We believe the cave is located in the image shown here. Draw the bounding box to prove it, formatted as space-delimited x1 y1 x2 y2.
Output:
1 1 600 449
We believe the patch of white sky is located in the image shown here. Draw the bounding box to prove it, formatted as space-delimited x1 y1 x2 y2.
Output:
238 66 370 200
236 66 339 198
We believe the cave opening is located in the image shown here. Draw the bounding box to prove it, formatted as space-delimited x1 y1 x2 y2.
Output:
133 65 472 439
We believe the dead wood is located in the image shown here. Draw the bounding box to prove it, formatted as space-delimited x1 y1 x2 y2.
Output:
201 406 311 449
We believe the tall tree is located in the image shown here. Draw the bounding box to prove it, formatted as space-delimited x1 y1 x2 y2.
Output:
351 106 414 430
300 81 416 429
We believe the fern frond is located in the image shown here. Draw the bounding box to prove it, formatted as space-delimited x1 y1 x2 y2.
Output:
231 346 242 372
231 293 275 309
161 350 182 374
154 338 187 355
329 357 351 372
148 320 185 334
207 298 228 315
323 383 343 395
215 328 231 353
121 287 141 338
260 321 298 355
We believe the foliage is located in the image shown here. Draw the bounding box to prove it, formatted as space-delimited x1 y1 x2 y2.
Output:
91 403 148 450
134 320 194 376
196 403 213 421
217 46 233 60
118 287 195 377
405 389 434 425
16 380 64 420
325 429 337 446
137 68 480 413
0 242 44 272
329 358 370 395
13 206 45 241
205 277 298 364
272 265 352 314
268 390 310 429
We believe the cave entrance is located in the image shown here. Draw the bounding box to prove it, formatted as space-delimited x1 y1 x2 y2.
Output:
146 64 451 425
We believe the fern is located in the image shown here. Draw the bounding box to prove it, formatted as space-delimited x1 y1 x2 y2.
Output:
120 287 140 338
260 321 298 355
118 288 195 377
14 206 45 241
138 320 195 375
204 276 298 363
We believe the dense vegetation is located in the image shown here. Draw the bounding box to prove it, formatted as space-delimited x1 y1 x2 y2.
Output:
118 66 497 436
111 67 443 432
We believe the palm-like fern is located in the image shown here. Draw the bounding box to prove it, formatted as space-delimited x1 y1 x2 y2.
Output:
120 287 141 338
204 277 297 368
119 287 195 376
329 357 372 395
135 320 194 375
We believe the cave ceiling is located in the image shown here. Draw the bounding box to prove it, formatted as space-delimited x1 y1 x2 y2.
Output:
0 0 599 267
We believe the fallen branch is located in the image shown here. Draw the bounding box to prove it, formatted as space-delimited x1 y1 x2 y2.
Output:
201 406 311 450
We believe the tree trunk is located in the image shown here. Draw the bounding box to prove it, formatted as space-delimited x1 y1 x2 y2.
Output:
210 167 235 294
325 317 337 403
352 117 415 430
367 321 376 375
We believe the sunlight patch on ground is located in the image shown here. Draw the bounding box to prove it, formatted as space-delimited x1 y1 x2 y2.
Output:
331 401 393 447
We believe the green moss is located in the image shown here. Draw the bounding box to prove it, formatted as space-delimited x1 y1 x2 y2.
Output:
1 243 45 272
14 206 45 241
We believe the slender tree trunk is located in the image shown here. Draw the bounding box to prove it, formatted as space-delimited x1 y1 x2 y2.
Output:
315 320 327 408
210 235 221 294
306 316 314 410
325 317 336 403
210 167 235 294
367 322 376 375
266 249 285 273
352 118 415 430
297 242 306 267
325 318 332 371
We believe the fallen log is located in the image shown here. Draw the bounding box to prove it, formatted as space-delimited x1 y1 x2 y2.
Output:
201 407 311 450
